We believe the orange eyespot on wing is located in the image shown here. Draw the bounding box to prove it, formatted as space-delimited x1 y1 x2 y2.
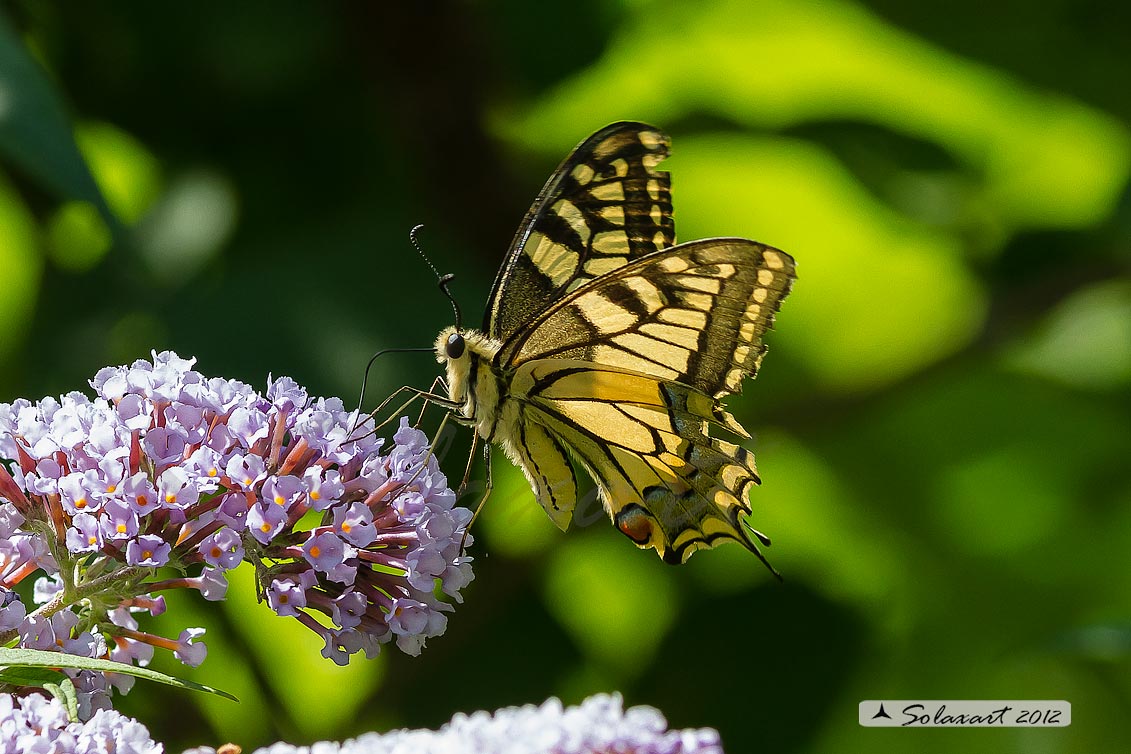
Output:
615 504 658 545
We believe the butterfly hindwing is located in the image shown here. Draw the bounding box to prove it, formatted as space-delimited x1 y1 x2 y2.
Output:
502 418 578 530
485 122 675 342
509 360 769 564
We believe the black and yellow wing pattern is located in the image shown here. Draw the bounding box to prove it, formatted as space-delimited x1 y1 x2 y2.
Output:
484 122 675 341
437 122 796 567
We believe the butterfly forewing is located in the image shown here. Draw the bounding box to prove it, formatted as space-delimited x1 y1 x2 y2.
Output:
501 239 796 400
485 121 676 341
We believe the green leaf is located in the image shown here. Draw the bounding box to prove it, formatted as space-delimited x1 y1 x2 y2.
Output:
506 0 1131 234
0 665 67 687
42 678 79 721
0 647 238 702
0 12 113 221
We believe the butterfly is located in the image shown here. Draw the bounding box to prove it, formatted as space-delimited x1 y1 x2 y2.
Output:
434 122 796 567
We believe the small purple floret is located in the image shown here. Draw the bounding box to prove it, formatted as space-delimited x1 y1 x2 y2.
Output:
125 534 171 567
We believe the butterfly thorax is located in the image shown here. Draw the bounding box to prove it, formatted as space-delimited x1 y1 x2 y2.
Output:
435 326 508 438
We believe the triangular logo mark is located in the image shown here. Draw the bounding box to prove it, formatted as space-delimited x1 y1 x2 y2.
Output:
872 703 892 720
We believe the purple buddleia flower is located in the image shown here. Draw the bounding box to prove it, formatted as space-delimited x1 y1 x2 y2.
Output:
303 466 344 511
165 402 207 445
215 490 251 528
125 534 171 567
267 375 308 412
21 459 56 495
0 693 161 753
262 475 304 511
91 456 127 497
0 587 26 630
157 466 199 510
330 590 367 630
333 501 378 547
303 530 358 584
267 576 308 617
18 613 57 650
172 627 207 667
231 693 724 754
228 405 270 447
0 537 34 585
0 349 474 715
388 489 427 520
394 608 447 657
141 426 187 467
199 528 243 569
247 501 289 545
58 472 101 515
33 572 63 604
225 452 267 491
121 472 159 515
99 499 139 542
194 567 229 601
66 511 103 553
185 446 224 489
114 392 151 431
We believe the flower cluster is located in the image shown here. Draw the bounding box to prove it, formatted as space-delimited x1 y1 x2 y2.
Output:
197 693 724 754
0 693 160 754
0 351 473 713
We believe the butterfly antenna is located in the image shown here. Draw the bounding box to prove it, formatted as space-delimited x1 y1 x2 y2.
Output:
409 224 463 331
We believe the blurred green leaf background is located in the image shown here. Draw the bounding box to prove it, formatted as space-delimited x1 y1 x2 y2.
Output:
2 1 1129 752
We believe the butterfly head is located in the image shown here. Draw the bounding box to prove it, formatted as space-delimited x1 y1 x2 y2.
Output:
435 325 501 416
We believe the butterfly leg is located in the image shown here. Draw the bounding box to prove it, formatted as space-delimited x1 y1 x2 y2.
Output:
457 428 479 500
352 384 466 444
350 384 424 436
414 375 449 427
384 408 455 513
459 441 493 552
373 381 462 419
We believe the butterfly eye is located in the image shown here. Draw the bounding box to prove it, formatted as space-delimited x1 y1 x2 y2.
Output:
446 332 466 359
